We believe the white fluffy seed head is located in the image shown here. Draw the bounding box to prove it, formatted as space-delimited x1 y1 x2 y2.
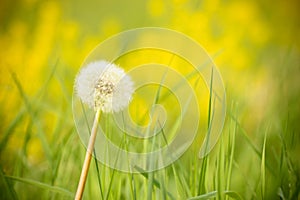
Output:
75 60 134 113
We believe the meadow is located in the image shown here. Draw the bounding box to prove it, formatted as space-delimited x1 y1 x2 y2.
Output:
0 0 299 199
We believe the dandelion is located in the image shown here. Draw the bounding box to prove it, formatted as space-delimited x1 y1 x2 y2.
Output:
75 60 134 112
74 60 134 200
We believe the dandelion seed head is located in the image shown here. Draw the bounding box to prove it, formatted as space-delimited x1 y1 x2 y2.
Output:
75 60 134 113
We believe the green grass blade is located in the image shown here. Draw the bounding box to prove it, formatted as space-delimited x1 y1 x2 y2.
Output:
134 165 176 200
121 112 136 200
36 59 59 99
10 72 53 161
188 190 242 200
217 135 225 200
224 191 243 200
159 51 221 103
0 110 25 153
1 62 58 154
130 173 136 200
188 190 218 200
93 158 104 199
159 170 167 200
197 156 208 195
197 68 214 195
226 103 237 195
158 94 193 198
228 112 276 176
207 67 214 129
147 128 157 200
134 165 161 188
233 160 257 198
0 167 18 200
4 175 73 197
261 129 268 199
105 133 127 200
153 67 168 105
159 122 183 198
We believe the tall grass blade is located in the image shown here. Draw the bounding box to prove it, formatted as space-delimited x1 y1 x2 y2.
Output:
0 111 25 153
261 129 267 199
159 52 221 102
228 112 275 176
159 170 167 200
0 167 18 200
188 190 242 200
158 91 193 198
217 135 225 200
226 102 237 199
1 61 58 154
198 67 214 195
5 175 73 197
188 190 217 200
147 124 157 200
36 59 59 99
10 72 52 161
105 133 127 200
134 166 176 200
121 112 136 200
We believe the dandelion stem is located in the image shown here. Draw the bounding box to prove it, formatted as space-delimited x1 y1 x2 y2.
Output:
75 109 101 200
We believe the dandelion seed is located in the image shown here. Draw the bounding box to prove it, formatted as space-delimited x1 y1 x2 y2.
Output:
75 60 134 112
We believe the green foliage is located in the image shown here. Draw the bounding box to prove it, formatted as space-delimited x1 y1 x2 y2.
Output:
0 0 299 199
0 61 298 199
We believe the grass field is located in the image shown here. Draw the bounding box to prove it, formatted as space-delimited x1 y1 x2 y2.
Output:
0 0 299 199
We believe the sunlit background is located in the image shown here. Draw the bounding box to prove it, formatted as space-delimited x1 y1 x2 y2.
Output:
0 0 299 199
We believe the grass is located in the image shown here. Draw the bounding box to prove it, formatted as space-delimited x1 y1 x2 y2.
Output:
1 0 299 198
0 56 299 200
